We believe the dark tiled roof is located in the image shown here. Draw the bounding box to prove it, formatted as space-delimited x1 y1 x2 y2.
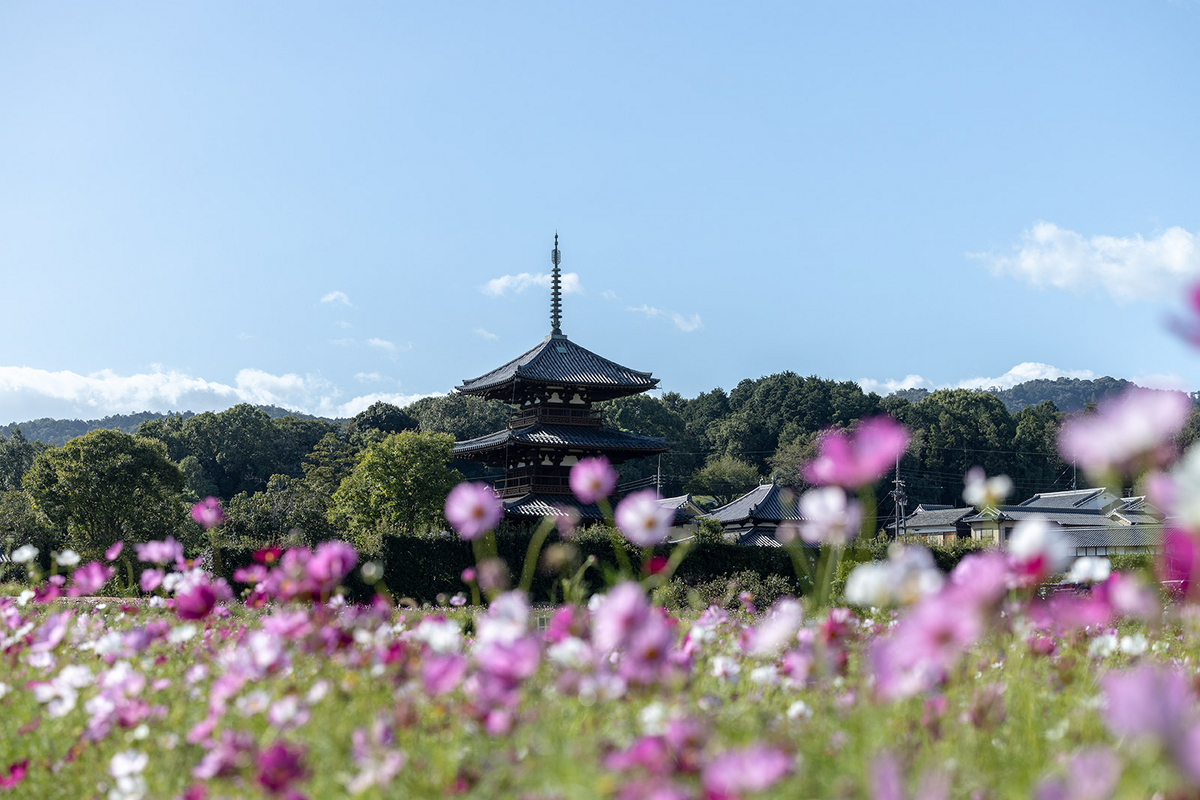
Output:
964 507 1115 526
453 423 670 456
656 494 695 511
458 335 658 396
503 494 608 520
736 529 783 547
1064 525 1164 549
704 483 803 525
891 506 974 529
1017 489 1105 509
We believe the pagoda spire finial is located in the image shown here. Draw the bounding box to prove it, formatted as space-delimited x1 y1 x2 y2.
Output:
550 232 563 335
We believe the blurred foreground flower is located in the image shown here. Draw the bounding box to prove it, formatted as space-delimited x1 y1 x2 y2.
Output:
963 467 1013 509
1058 387 1190 476
191 497 225 530
803 417 908 489
569 456 618 504
615 489 673 546
1009 518 1072 584
797 486 861 545
444 482 503 540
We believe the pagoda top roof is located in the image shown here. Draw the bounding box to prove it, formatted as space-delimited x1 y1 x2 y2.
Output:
457 334 659 398
453 422 669 456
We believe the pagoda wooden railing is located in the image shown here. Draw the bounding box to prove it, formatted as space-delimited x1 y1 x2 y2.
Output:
492 470 573 498
508 406 603 429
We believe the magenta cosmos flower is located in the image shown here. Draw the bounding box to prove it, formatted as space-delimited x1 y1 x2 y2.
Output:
803 416 909 489
614 489 674 547
569 456 618 504
701 745 792 798
1058 387 1190 475
191 497 225 530
444 482 503 540
71 561 115 596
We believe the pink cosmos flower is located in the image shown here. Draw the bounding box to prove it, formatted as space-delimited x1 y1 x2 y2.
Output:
1034 747 1121 800
140 568 165 593
798 486 862 545
422 653 468 695
444 482 503 540
256 742 308 796
593 582 652 653
1058 387 1190 475
105 541 124 561
135 537 184 566
1169 282 1200 348
742 598 803 659
701 745 791 799
0 760 28 789
191 497 225 530
71 561 114 596
1008 518 1072 584
569 456 618 504
803 417 909 489
615 489 674 547
1160 528 1199 598
306 541 357 594
30 611 72 653
175 577 230 620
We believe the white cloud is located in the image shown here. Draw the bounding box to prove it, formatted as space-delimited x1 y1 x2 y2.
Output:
329 338 356 347
354 372 382 383
626 304 703 333
955 362 1096 390
334 392 444 417
0 365 445 421
334 320 352 329
1132 372 1190 391
366 338 395 352
321 291 352 306
856 374 932 395
474 328 499 340
858 362 1097 396
601 290 619 301
975 222 1200 302
482 272 583 296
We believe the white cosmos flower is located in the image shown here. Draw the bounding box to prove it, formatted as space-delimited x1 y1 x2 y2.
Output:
12 544 38 563
963 467 1014 509
1066 556 1112 585
56 549 81 567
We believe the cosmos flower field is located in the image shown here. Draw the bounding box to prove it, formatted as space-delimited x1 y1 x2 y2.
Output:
5 388 1200 799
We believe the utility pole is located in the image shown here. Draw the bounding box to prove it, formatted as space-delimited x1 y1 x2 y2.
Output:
889 454 907 541
656 454 662 499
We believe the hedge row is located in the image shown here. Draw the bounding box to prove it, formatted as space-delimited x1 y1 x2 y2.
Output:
213 526 819 605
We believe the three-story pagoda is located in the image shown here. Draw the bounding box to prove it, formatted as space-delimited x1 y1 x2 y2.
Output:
452 236 670 519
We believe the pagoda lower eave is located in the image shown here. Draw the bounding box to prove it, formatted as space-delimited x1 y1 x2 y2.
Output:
452 423 669 465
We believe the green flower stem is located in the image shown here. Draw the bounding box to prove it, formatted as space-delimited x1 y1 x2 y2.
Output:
518 516 557 593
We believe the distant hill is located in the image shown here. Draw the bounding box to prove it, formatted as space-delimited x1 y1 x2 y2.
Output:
887 376 1148 413
1 405 337 446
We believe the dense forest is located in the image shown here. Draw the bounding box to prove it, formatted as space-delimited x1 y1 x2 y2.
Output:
1 375 1196 563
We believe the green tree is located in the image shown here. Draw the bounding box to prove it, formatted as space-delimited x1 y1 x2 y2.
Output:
0 490 58 563
329 431 463 551
224 474 336 546
0 428 46 490
23 429 187 559
1010 401 1067 493
348 402 418 437
687 455 762 505
140 405 335 501
405 394 510 441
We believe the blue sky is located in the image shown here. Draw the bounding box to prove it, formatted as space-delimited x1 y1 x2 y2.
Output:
2 2 1200 421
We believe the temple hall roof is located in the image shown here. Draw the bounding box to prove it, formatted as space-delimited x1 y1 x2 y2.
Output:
703 483 804 526
457 334 658 399
452 423 669 457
